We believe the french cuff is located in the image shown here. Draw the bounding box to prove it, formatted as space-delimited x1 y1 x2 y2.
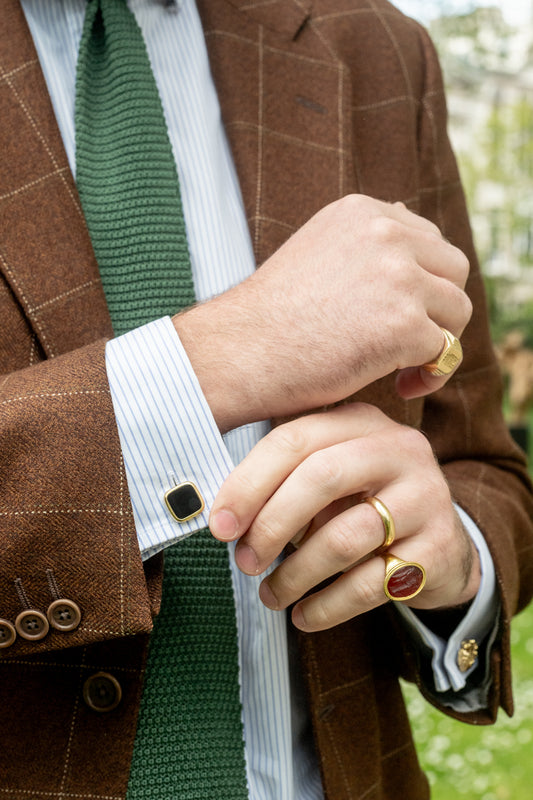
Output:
105 316 234 560
396 504 499 695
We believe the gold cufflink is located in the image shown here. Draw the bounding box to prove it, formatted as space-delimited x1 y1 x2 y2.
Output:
164 481 205 523
457 638 478 672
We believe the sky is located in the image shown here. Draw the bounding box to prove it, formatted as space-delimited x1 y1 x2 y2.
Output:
393 0 532 27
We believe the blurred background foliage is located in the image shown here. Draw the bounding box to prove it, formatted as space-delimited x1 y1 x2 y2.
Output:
416 2 533 347
392 1 533 798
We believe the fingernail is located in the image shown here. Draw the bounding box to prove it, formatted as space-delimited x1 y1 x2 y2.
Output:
259 580 279 610
235 543 260 575
211 509 239 541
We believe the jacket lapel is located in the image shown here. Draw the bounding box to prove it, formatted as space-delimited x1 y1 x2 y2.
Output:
1 0 356 356
0 0 113 359
197 0 355 266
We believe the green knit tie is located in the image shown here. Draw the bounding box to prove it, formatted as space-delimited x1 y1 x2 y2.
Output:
75 2 249 797
75 0 195 336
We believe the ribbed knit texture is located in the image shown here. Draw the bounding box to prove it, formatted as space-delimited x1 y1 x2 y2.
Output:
127 529 250 800
75 0 196 336
75 2 249 797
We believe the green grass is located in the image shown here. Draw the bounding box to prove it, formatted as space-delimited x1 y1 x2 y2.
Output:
403 586 533 799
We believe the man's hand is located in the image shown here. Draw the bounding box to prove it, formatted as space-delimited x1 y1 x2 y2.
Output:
209 404 480 632
173 195 471 432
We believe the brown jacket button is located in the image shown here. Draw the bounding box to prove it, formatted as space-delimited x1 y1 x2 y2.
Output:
47 599 82 631
15 609 49 641
83 672 122 712
0 619 17 649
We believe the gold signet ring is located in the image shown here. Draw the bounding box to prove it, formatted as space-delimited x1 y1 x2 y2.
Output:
365 496 395 549
382 553 426 602
423 328 463 377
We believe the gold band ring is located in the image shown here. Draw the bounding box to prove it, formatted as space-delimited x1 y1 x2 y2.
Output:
423 328 463 377
364 496 395 549
382 553 426 602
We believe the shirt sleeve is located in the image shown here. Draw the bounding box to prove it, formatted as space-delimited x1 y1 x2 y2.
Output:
106 317 500 711
105 315 235 561
396 504 499 711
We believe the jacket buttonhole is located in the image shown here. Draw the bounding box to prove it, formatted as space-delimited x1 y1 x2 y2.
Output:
318 703 335 721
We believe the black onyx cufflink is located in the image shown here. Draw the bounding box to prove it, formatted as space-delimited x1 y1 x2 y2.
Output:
164 481 205 523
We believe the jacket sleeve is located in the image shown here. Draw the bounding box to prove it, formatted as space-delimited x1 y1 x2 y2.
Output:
0 327 159 661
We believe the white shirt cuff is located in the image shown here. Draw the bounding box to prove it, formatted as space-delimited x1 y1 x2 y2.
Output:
396 504 498 697
105 316 234 560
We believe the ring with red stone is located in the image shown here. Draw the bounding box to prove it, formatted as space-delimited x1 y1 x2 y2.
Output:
382 553 426 602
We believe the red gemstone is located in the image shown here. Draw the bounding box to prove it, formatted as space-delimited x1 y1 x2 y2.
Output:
386 565 424 599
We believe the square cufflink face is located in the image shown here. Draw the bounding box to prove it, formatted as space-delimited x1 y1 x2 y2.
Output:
164 481 205 523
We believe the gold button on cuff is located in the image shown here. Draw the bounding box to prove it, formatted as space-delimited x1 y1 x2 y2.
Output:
83 672 122 713
0 619 17 649
164 481 205 523
457 638 479 672
15 609 49 641
47 599 82 632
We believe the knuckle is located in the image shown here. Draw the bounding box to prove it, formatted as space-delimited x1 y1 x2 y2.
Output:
398 424 432 455
392 425 438 473
270 420 308 459
251 513 284 549
310 594 336 629
303 450 343 492
458 251 470 281
344 192 364 210
401 298 424 331
324 519 359 564
232 468 262 500
370 214 402 244
348 570 379 609
458 291 473 327
334 193 363 220
354 402 391 436
274 569 303 602
424 219 442 237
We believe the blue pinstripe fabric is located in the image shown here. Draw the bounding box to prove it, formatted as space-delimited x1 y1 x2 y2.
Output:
22 2 325 797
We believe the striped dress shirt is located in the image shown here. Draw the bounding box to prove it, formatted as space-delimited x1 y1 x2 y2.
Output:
21 0 498 796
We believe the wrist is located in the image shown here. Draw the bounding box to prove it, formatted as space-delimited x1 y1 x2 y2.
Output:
172 297 270 433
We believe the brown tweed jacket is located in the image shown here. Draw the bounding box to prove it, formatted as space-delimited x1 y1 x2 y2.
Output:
1 1 533 798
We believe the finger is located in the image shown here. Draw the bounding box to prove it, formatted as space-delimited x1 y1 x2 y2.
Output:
396 366 448 399
290 532 435 631
290 554 389 631
234 435 402 575
392 321 466 401
289 504 480 632
260 493 422 611
383 200 444 237
381 202 470 288
411 230 469 288
290 495 355 548
210 403 389 542
397 360 464 398
396 321 467 399
423 276 472 337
